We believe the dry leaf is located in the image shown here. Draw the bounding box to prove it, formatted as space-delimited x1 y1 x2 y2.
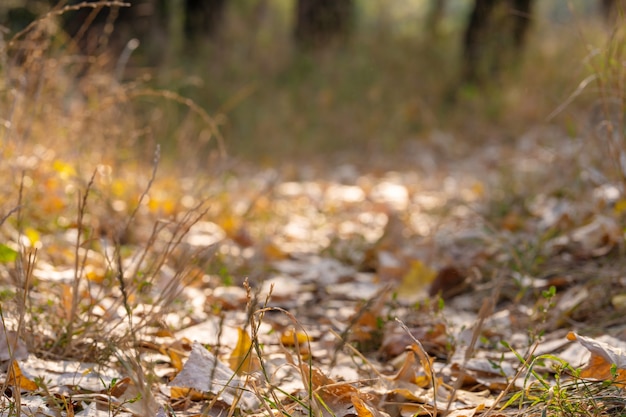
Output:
6 360 38 391
169 342 259 410
280 328 310 346
0 323 28 361
570 215 621 256
391 344 434 388
429 266 466 298
397 260 437 301
105 376 132 397
301 363 374 416
168 348 184 372
169 386 208 400
567 332 626 385
229 327 260 374
351 393 387 417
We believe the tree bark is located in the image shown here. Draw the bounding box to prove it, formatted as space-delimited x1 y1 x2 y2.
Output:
294 0 354 48
461 0 534 84
184 0 226 41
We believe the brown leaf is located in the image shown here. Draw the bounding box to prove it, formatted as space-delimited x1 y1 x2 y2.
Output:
390 344 436 389
380 322 448 360
567 332 626 386
6 360 38 391
105 376 132 397
302 364 371 415
351 393 385 417
428 266 466 298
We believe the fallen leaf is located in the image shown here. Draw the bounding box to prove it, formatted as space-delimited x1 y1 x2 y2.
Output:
397 260 437 301
169 386 208 400
566 332 626 386
169 342 259 410
6 360 38 391
570 215 621 256
168 348 184 372
229 327 260 375
280 328 310 346
351 393 387 417
23 227 40 246
351 393 375 417
105 376 131 397
302 364 368 416
391 344 436 389
428 266 466 298
0 323 29 361
380 322 447 361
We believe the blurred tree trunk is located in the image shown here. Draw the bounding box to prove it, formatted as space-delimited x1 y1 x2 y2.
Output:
184 0 226 41
601 0 615 19
294 0 354 48
461 0 534 84
164 0 185 62
426 0 446 38
600 0 626 23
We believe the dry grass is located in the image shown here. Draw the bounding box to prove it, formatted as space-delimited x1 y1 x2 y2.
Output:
0 6 222 415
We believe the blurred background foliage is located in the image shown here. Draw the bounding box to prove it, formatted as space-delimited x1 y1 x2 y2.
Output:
0 0 621 165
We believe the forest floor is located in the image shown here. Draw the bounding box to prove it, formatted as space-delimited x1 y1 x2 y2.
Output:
2 6 626 415
3 117 626 417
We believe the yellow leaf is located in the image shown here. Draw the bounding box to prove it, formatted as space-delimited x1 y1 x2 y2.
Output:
170 386 207 400
52 160 76 180
280 329 309 346
399 403 433 416
168 349 184 372
614 199 626 215
229 327 259 375
351 394 375 417
24 228 40 246
154 328 175 338
85 265 106 284
148 195 176 215
7 361 38 391
397 260 437 295
219 214 240 238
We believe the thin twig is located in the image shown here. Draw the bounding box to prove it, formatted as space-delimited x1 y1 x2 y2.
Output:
65 169 98 355
8 1 130 48
127 90 226 157
123 144 160 234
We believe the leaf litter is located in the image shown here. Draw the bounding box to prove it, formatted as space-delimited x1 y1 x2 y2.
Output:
3 56 626 415
4 130 626 417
